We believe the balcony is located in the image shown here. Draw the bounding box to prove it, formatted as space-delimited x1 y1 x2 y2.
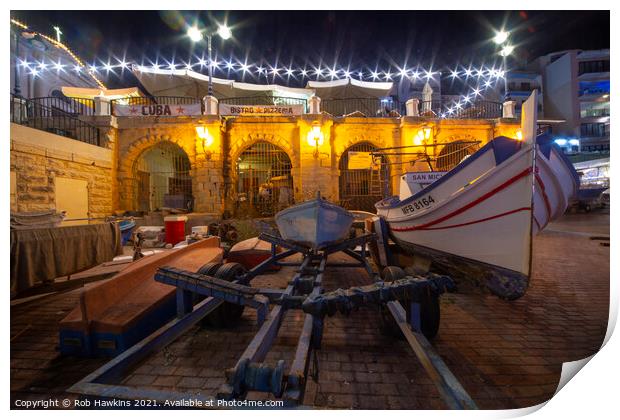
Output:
10 94 101 146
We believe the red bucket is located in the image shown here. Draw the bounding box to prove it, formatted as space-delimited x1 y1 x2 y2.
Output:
164 216 188 245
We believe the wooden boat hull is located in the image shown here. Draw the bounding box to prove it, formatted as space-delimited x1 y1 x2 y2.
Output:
276 196 354 249
376 133 538 299
532 135 580 233
376 134 579 300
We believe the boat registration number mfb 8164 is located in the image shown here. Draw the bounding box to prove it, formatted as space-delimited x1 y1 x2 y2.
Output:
401 195 435 215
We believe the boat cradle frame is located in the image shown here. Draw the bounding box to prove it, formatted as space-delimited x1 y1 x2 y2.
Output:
68 233 476 409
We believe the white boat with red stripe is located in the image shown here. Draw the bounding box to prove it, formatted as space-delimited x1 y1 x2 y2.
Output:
375 92 579 300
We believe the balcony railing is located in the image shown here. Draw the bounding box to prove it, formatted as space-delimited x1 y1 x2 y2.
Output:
418 100 503 119
29 96 95 116
321 98 402 117
10 94 101 146
110 96 203 115
219 96 308 112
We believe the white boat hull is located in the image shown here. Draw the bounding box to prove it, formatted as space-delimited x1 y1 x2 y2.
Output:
377 137 536 299
276 196 354 249
532 137 580 233
376 127 579 300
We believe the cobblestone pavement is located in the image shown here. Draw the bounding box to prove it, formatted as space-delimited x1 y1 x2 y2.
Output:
10 211 609 409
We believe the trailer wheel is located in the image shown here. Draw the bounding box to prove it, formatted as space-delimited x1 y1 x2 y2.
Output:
202 263 247 329
379 266 407 337
418 289 441 340
379 265 441 340
382 266 406 281
196 262 222 276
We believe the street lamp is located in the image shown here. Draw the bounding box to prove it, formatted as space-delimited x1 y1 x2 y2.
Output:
493 29 512 100
187 23 232 97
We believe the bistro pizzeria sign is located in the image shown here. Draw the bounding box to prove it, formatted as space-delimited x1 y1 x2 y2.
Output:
219 104 304 116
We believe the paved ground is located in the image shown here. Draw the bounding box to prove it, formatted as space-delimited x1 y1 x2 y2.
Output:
10 210 609 409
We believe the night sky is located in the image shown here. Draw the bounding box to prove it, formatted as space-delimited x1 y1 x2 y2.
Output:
12 10 610 92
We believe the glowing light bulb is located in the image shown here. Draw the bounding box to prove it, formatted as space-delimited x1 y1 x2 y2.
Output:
187 26 203 42
493 30 509 45
217 24 232 40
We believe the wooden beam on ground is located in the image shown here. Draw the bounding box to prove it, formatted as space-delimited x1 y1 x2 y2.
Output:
386 301 477 410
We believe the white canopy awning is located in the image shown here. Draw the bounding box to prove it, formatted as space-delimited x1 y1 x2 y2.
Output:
61 86 143 100
133 67 393 100
133 67 315 99
305 78 393 99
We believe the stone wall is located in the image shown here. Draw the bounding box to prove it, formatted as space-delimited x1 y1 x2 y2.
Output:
10 123 113 218
115 117 223 214
111 115 521 216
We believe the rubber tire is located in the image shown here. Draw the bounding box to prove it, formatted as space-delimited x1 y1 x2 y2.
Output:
202 263 247 328
379 266 407 337
417 289 441 340
382 266 406 281
196 262 222 276
193 263 222 305
378 266 440 340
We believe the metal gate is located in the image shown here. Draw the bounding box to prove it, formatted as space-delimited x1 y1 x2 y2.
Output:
133 142 193 212
338 142 390 212
235 141 293 217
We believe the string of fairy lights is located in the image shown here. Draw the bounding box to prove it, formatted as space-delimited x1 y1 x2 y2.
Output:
12 18 507 117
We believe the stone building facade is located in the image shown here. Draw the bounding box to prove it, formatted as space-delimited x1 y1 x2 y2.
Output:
11 112 522 220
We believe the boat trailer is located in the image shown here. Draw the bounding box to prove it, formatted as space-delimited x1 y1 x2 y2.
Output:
68 232 477 409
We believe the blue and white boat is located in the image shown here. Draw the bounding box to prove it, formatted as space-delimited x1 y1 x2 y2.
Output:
375 92 579 300
276 193 354 249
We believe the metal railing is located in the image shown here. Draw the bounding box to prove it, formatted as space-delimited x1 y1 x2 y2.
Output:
219 96 308 112
418 100 503 119
10 94 101 146
110 96 203 115
321 98 402 117
29 96 95 116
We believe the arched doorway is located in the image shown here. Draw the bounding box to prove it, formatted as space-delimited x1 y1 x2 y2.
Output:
435 141 480 171
133 142 193 212
235 141 293 217
338 142 390 212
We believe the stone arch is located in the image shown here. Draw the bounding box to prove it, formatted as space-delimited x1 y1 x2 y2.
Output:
118 133 197 211
229 139 295 217
119 133 197 177
337 140 391 212
334 135 387 164
435 140 481 171
229 132 298 169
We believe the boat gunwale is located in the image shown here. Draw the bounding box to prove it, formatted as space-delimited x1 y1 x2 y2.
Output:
379 145 534 223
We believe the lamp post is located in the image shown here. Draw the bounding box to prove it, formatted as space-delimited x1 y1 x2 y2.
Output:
187 23 232 97
493 30 514 100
